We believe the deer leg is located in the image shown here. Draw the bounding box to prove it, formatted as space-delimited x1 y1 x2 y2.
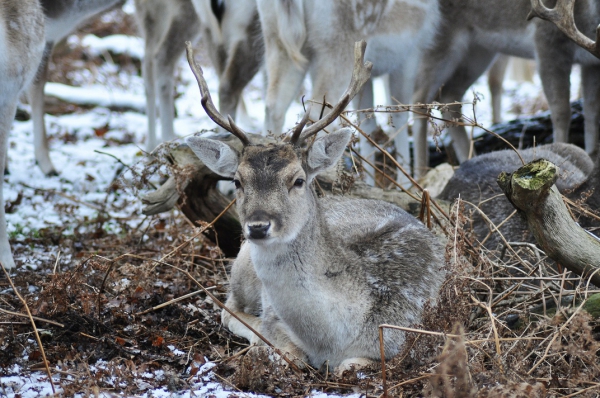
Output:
355 79 377 185
0 103 16 269
487 54 510 125
535 37 574 144
28 43 57 176
262 40 308 134
581 64 600 153
388 59 418 182
142 43 157 152
154 16 200 147
438 47 498 164
412 35 473 177
218 39 263 121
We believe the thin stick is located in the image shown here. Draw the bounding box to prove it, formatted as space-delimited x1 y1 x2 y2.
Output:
1 262 55 393
378 374 433 398
0 307 64 327
379 326 388 398
159 198 236 262
135 289 206 315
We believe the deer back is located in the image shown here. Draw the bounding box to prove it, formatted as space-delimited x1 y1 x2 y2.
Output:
438 143 594 248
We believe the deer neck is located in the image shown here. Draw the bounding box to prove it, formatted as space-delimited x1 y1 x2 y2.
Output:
248 191 336 283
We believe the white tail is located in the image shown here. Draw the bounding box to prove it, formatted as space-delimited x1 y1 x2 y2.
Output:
0 0 45 268
185 42 445 371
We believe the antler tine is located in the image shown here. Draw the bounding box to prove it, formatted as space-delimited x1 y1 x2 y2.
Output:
298 40 373 142
185 41 250 145
528 0 600 59
290 102 312 145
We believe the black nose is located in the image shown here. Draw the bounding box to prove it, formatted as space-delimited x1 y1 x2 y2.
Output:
247 222 270 239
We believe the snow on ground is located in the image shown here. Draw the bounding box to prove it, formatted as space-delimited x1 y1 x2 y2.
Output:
1 11 583 397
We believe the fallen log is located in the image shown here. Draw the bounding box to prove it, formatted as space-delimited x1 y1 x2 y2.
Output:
141 133 441 257
497 159 600 287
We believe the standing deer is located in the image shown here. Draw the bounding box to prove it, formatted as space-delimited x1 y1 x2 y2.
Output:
1 0 45 268
185 41 446 371
30 0 124 176
134 0 263 152
412 0 600 177
257 0 440 185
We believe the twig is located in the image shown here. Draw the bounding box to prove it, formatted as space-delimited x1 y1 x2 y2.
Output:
0 307 64 327
1 262 55 393
135 289 208 315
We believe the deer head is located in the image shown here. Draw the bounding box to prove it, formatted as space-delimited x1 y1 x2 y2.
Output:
185 40 372 243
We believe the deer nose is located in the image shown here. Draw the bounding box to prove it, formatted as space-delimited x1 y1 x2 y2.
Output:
247 222 271 239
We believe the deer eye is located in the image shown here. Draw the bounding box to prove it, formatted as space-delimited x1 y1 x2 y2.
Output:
293 178 305 188
233 179 242 189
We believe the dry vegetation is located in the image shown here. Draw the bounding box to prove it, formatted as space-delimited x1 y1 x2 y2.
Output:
1 7 599 398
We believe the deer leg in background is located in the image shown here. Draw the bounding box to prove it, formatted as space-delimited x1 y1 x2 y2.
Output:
141 40 158 151
487 54 510 125
0 105 16 269
581 64 600 153
535 30 575 144
156 13 200 148
27 43 57 176
355 79 377 185
437 46 498 164
412 32 474 175
218 37 263 121
261 38 308 134
388 57 419 183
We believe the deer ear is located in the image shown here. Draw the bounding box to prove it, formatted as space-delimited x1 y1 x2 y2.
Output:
186 136 239 178
306 128 352 176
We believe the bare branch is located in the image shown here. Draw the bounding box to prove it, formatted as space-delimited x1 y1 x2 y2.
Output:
184 41 250 146
294 40 373 144
528 0 600 59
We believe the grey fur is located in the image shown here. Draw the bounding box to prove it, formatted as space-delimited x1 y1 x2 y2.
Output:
438 143 593 248
413 0 600 177
0 0 45 268
187 129 446 370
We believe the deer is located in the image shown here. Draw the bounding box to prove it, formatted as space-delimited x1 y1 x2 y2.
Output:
256 0 440 185
184 41 446 371
29 0 124 176
438 142 596 249
134 0 263 152
0 0 46 268
412 0 600 178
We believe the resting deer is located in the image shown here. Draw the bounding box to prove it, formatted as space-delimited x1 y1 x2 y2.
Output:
438 143 596 249
257 0 440 184
185 41 446 371
134 0 262 151
1 0 45 268
30 0 124 176
412 0 600 177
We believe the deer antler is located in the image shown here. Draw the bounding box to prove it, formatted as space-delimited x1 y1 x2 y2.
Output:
291 40 373 145
528 0 600 59
185 41 251 146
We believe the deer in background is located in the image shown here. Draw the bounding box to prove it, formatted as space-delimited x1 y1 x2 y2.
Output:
0 0 45 268
30 0 124 176
257 0 440 185
134 0 263 152
185 41 446 371
412 0 600 177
